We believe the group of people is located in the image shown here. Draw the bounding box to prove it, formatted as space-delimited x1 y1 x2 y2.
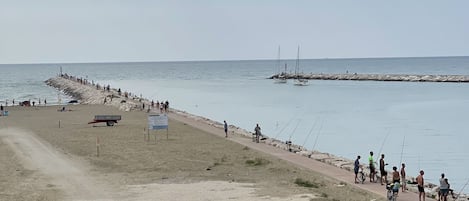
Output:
1 98 47 107
354 151 455 201
221 121 261 143
149 100 169 113
354 152 407 197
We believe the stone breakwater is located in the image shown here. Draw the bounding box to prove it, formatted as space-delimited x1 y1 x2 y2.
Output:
46 76 466 200
270 73 469 83
46 77 141 112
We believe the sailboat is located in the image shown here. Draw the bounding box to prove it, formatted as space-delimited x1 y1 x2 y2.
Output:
294 46 309 86
273 46 287 84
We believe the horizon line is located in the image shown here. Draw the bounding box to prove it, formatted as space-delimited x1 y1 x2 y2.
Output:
1 55 468 65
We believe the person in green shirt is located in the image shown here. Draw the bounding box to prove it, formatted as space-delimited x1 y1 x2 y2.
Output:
369 151 376 182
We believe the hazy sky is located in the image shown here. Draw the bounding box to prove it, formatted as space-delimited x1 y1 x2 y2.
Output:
1 0 468 64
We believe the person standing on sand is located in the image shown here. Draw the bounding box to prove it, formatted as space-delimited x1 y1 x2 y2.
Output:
400 163 406 192
417 170 425 201
379 154 388 185
354 155 361 183
369 151 376 182
224 120 228 138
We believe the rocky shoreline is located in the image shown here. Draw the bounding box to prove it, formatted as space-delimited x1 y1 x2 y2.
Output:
45 75 467 200
270 73 469 83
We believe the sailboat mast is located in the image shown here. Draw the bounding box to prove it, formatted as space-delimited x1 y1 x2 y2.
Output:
295 46 300 76
277 46 281 74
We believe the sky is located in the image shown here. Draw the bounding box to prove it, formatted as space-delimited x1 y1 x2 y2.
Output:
1 0 468 64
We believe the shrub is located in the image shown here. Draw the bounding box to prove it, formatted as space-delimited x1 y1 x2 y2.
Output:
245 158 270 166
294 178 319 188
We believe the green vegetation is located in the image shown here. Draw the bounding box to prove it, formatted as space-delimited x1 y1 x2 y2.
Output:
245 158 270 166
294 178 320 188
320 192 328 198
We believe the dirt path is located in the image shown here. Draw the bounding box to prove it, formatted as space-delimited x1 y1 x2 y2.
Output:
0 125 315 201
0 127 113 201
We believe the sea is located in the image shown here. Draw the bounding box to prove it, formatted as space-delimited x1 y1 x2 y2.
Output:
1 56 469 193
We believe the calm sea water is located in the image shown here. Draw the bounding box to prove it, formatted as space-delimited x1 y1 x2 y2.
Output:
1 56 469 192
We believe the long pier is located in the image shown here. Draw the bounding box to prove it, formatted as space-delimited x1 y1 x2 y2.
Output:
270 73 469 83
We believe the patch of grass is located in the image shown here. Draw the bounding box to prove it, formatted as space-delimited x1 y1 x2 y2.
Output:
294 178 319 188
245 158 270 166
242 146 249 150
220 155 228 162
320 192 328 198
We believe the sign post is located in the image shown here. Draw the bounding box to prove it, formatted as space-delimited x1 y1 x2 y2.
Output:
147 114 169 141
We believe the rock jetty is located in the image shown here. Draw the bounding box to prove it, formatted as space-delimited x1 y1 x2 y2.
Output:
46 76 142 112
270 73 469 83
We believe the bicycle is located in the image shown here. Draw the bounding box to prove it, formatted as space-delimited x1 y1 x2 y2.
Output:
252 132 261 143
386 182 400 201
367 165 379 183
356 165 366 184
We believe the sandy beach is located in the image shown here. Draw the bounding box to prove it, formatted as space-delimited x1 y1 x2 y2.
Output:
0 104 384 201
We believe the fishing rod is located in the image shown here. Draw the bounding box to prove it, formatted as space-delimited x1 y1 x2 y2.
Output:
273 116 296 139
455 178 469 200
377 129 391 157
311 120 324 152
285 119 301 152
287 119 301 142
399 136 405 165
301 117 320 147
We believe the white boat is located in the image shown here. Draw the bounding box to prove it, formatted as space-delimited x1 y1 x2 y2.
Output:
273 46 288 84
294 78 308 86
293 46 309 86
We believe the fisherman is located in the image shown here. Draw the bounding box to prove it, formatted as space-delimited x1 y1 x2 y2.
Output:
254 124 261 143
224 120 228 138
417 170 425 201
440 173 449 201
354 155 361 183
400 163 406 192
369 151 376 182
392 166 400 184
380 154 388 185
